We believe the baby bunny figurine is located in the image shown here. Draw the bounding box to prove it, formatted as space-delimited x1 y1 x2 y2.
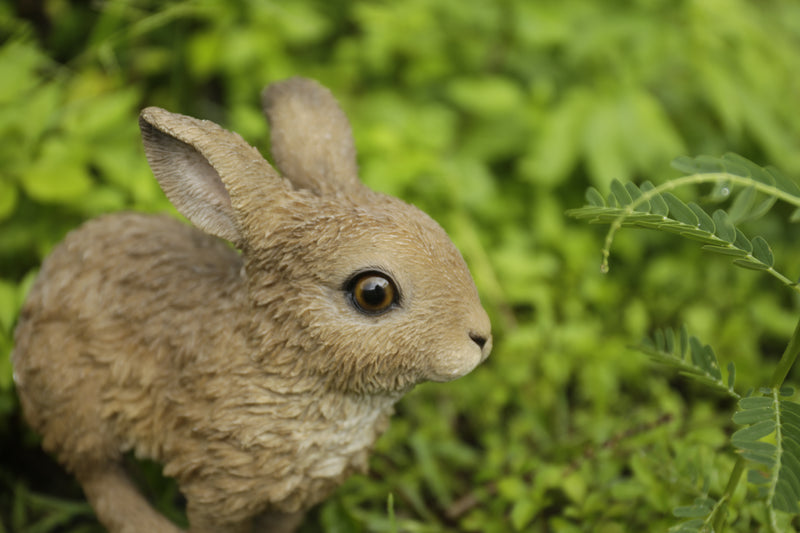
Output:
12 77 492 533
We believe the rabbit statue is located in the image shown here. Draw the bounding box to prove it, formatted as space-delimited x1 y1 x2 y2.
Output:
12 77 492 533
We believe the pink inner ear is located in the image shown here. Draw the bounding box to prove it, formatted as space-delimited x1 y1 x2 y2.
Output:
173 145 233 210
141 118 241 245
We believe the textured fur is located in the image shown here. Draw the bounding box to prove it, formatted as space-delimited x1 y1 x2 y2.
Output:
12 77 491 533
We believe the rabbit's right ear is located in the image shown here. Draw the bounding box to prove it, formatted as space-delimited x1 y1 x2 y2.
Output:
139 107 289 245
262 78 362 197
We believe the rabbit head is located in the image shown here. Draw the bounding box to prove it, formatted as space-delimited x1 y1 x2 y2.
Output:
139 77 491 394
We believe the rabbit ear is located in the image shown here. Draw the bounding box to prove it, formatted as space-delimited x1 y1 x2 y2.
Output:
262 77 362 197
139 107 289 245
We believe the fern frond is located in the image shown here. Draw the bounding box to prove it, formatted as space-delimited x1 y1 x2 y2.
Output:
639 326 739 399
669 497 717 533
672 153 800 204
732 388 800 515
566 154 800 292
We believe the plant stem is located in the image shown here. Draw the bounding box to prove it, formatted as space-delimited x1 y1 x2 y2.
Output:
769 314 800 389
712 456 746 532
705 317 800 532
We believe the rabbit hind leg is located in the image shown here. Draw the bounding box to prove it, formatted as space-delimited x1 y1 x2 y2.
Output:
77 463 184 533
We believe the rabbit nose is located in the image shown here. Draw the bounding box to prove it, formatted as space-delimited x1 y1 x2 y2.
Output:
469 330 492 358
469 332 488 350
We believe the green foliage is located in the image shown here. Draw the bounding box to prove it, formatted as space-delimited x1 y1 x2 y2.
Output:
3 485 96 533
3 0 800 532
732 390 800 515
570 154 800 531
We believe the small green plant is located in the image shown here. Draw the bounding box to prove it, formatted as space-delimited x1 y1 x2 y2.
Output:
568 153 800 532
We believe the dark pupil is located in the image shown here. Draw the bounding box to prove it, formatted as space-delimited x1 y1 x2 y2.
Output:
360 277 389 308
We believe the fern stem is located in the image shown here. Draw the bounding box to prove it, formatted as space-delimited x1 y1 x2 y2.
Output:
600 172 800 280
709 333 798 533
767 388 783 532
712 456 746 532
769 314 800 389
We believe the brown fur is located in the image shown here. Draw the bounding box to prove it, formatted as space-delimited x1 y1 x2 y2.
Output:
12 77 491 532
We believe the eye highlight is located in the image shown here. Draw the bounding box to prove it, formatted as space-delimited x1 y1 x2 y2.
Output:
346 271 399 315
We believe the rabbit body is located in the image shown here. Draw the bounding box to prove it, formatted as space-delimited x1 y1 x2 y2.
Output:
12 78 491 533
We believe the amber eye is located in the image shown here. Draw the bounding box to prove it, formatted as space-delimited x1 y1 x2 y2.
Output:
346 271 398 315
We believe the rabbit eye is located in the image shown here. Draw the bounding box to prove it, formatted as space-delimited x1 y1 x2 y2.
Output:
346 271 398 315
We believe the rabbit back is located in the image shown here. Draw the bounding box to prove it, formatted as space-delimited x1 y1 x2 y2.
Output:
13 211 248 472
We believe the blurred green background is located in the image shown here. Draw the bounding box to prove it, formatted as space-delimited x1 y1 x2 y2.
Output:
2 0 800 531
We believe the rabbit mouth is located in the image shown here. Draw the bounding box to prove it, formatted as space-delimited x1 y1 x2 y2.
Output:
425 334 492 383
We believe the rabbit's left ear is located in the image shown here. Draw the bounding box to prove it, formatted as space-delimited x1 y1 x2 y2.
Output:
262 77 362 197
139 107 296 246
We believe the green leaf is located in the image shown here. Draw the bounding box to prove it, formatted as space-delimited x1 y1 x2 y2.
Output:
689 337 721 380
708 179 733 202
679 324 689 358
733 407 774 425
732 258 771 271
751 236 775 267
585 187 605 207
728 186 756 222
733 229 752 253
641 181 669 216
672 505 712 518
671 154 725 175
732 419 775 443
663 193 699 226
521 88 589 186
584 98 630 189
767 165 800 197
0 180 18 222
21 138 92 204
0 40 48 104
626 182 651 212
700 245 748 257
669 497 716 532
447 76 524 117
610 179 632 206
740 397 774 410
747 196 778 222
712 210 736 243
688 203 715 233
670 155 702 175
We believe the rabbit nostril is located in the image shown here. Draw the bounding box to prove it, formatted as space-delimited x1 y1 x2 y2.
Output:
469 332 487 350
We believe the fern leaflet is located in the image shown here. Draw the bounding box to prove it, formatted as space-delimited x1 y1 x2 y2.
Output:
732 388 800 515
639 326 738 399
668 497 718 533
